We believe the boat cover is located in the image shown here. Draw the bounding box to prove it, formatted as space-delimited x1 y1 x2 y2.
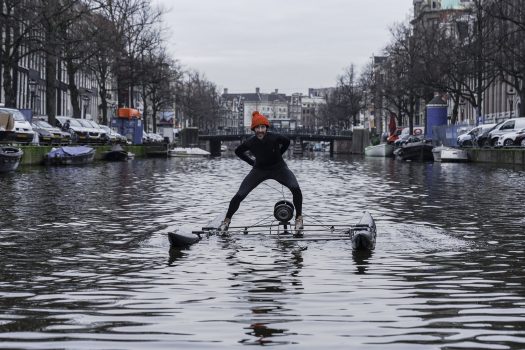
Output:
47 146 94 158
0 112 15 131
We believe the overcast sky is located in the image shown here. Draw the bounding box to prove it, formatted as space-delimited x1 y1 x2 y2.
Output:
153 0 414 95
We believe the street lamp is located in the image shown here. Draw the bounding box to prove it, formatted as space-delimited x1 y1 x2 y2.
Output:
237 96 244 133
82 95 90 119
506 85 515 118
28 79 38 113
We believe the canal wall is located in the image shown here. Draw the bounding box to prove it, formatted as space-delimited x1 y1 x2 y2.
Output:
349 129 368 154
15 143 525 166
18 145 148 166
467 148 525 165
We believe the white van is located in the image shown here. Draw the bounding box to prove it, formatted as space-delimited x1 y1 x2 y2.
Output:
487 118 525 146
0 107 35 144
457 123 495 147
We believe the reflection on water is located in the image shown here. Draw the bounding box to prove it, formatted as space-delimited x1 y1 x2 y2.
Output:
1 155 524 349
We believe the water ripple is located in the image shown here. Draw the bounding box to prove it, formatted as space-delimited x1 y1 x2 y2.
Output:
1 156 524 349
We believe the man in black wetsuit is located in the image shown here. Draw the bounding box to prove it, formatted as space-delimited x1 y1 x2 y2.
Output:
219 111 303 235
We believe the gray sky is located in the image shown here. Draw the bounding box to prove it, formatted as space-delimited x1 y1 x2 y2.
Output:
153 0 414 95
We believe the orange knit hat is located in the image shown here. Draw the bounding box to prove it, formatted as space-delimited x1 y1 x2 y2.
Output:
251 111 270 130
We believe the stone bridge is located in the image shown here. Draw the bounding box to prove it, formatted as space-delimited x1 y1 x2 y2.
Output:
191 128 367 157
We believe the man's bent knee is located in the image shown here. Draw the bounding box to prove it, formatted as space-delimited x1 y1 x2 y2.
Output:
289 185 301 193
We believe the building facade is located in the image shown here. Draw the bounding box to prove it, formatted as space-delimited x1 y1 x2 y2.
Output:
412 0 520 126
1 49 103 123
220 87 328 132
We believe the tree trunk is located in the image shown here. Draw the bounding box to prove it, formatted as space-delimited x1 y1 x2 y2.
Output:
408 96 415 133
519 89 525 118
46 48 58 125
451 92 461 125
141 84 148 131
152 110 157 133
1 23 16 107
67 60 81 118
2 60 15 107
11 60 19 108
451 103 459 125
99 86 109 125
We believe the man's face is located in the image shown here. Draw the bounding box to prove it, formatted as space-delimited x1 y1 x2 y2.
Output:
254 125 267 139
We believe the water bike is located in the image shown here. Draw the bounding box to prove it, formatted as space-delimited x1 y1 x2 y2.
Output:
167 200 377 251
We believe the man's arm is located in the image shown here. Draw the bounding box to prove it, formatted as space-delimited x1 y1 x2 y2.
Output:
235 142 255 166
278 134 290 154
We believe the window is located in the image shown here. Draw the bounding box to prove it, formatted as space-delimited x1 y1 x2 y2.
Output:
501 121 514 130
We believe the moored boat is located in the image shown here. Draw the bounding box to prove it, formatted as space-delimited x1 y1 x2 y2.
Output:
440 147 469 162
102 144 134 161
44 146 95 165
168 147 210 157
394 139 434 162
431 146 444 162
365 143 394 157
0 146 23 172
432 146 469 162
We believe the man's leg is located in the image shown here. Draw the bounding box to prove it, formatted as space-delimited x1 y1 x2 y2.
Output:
272 166 303 236
273 166 302 217
221 168 267 231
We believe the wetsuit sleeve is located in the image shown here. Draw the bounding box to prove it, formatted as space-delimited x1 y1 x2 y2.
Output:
278 134 290 154
235 141 255 166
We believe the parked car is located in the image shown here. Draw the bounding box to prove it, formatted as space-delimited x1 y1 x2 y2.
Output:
0 107 35 144
496 128 525 147
77 119 107 144
514 130 525 147
56 116 90 144
475 121 503 147
457 126 475 147
100 125 127 144
457 124 495 147
487 118 525 146
143 132 164 144
32 119 71 145
150 133 165 143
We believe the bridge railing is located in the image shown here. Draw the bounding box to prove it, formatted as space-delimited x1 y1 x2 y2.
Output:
199 127 353 137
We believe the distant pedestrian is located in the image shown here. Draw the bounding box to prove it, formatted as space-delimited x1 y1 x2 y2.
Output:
62 119 70 132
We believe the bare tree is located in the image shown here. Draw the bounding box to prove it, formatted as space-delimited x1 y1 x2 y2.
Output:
87 12 118 125
381 22 428 134
337 65 363 127
488 0 525 117
60 2 101 118
94 0 163 109
0 0 40 107
460 0 498 124
176 70 220 130
318 65 363 129
407 17 459 122
425 1 497 124
138 49 181 133
34 0 98 125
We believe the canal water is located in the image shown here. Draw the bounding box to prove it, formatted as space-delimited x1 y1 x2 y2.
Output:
0 154 524 349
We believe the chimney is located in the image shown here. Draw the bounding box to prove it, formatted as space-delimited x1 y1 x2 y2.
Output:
275 89 278 94
256 87 260 94
223 88 228 95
